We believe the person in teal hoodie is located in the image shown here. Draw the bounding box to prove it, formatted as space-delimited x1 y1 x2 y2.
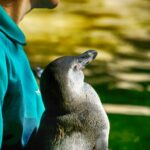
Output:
0 0 59 149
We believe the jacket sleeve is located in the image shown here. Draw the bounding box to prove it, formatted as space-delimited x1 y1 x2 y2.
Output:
0 39 8 149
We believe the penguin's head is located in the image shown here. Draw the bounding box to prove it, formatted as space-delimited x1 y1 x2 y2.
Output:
40 50 97 116
66 50 97 88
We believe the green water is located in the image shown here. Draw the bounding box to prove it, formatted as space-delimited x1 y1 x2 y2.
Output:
20 0 150 149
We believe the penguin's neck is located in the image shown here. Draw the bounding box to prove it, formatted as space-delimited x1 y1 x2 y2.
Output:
66 71 84 94
61 78 85 104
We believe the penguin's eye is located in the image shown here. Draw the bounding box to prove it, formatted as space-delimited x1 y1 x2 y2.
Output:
73 64 81 71
73 62 85 71
73 65 78 71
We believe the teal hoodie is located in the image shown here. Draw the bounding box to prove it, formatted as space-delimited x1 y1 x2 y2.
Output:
0 5 45 149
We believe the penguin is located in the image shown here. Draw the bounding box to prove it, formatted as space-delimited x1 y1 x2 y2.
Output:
34 50 110 150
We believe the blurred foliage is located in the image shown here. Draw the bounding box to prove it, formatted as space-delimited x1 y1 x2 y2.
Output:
20 0 150 97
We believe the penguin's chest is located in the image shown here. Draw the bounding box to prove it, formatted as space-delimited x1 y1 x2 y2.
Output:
49 110 99 149
77 109 102 137
52 132 94 150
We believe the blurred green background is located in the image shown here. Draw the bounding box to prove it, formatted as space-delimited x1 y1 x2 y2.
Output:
20 0 150 149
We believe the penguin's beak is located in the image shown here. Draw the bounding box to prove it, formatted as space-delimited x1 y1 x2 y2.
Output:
78 50 97 68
